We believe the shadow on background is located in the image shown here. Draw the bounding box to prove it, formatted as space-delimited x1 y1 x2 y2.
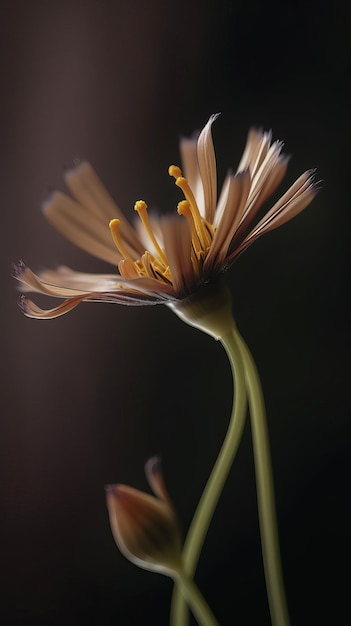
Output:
0 1 349 624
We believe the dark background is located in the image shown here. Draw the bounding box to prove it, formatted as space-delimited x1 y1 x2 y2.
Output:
0 1 349 624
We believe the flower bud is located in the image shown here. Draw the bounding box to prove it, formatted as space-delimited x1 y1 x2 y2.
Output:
106 457 182 576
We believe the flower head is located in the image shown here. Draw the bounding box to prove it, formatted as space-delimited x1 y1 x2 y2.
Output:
106 457 182 576
15 115 318 320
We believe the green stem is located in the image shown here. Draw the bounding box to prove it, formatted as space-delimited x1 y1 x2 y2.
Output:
170 326 247 626
174 569 220 626
234 329 290 626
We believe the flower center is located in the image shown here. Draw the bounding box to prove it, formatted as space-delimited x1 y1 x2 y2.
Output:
109 167 215 286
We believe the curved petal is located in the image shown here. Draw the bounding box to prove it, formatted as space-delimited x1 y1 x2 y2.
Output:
204 171 251 273
145 457 172 505
43 191 121 265
179 135 204 216
226 171 318 264
233 155 289 243
19 286 171 319
64 162 145 255
246 171 318 239
19 294 86 319
15 264 91 297
236 127 272 175
196 114 220 222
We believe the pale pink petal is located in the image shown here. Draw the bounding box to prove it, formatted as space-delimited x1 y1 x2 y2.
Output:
19 285 172 319
179 135 204 216
46 267 176 298
246 172 318 239
43 191 121 265
226 171 318 264
247 155 289 213
19 294 86 319
236 128 272 174
38 265 122 291
64 162 144 255
15 264 91 297
160 215 194 295
246 141 285 207
196 114 220 222
233 156 289 243
213 170 232 228
38 268 128 295
204 171 251 273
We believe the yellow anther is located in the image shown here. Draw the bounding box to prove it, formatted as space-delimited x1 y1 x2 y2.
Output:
168 164 182 179
134 200 148 213
134 200 168 266
177 200 191 216
175 177 212 250
109 219 134 262
175 177 201 219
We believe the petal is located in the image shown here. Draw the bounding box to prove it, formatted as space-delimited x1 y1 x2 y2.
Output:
42 267 176 299
226 171 318 264
196 114 220 222
19 294 86 319
19 288 170 319
43 191 121 265
145 457 171 505
204 171 251 273
236 127 273 175
38 265 123 291
64 162 145 256
15 264 105 296
160 215 194 295
247 171 318 238
179 135 204 216
233 155 289 243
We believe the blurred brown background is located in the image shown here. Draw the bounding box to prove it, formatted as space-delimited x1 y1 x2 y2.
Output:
0 1 349 624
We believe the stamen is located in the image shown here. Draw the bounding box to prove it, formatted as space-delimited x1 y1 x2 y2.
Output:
109 219 134 262
177 201 201 254
134 200 168 266
168 165 183 179
175 177 212 249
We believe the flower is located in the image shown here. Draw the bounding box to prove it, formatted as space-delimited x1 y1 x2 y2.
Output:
15 115 318 320
106 457 182 575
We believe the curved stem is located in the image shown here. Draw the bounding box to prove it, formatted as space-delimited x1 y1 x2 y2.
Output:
173 569 220 626
234 329 290 626
170 327 247 626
